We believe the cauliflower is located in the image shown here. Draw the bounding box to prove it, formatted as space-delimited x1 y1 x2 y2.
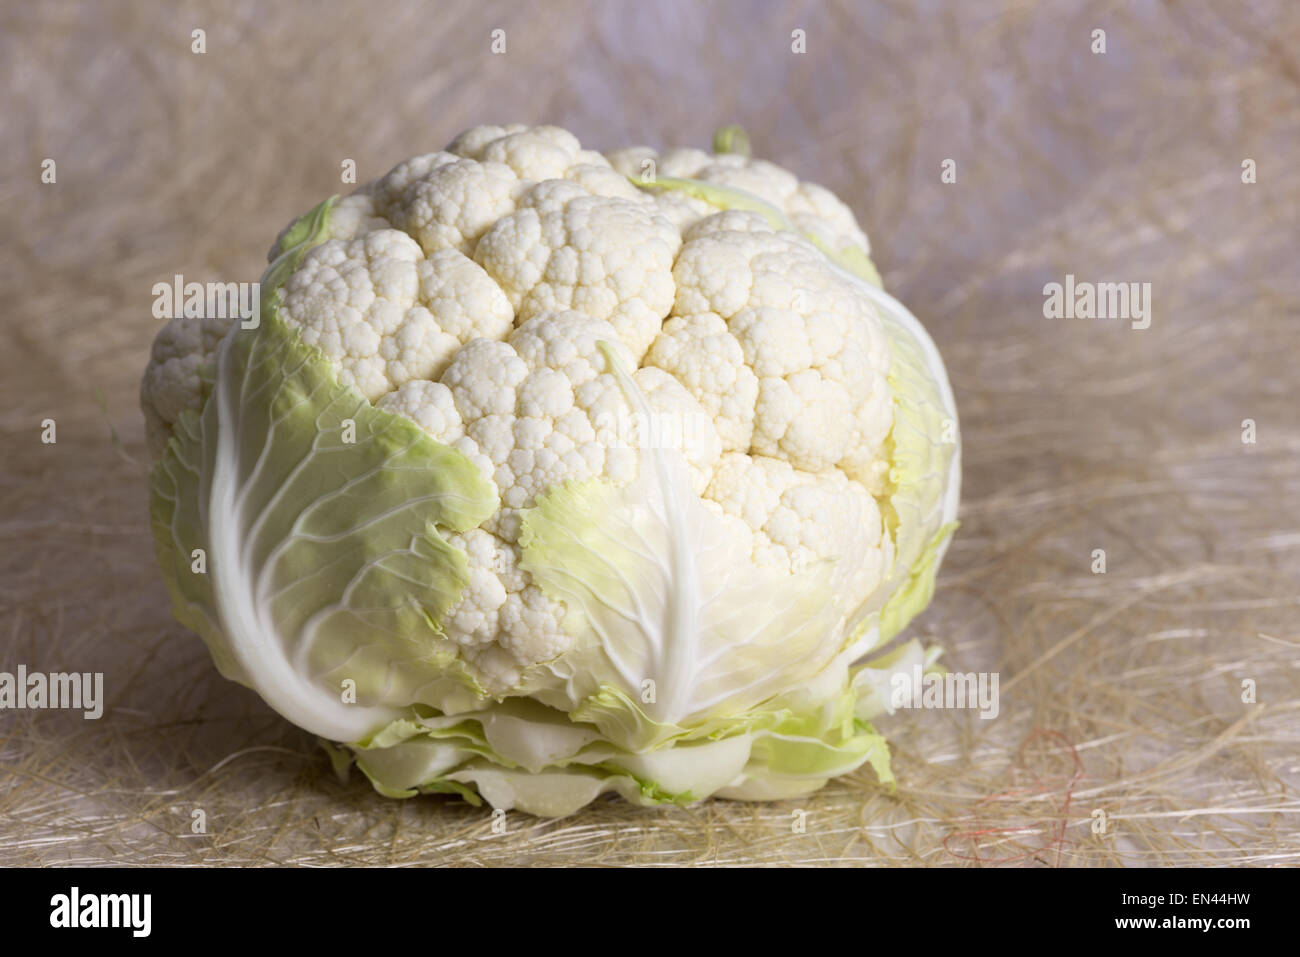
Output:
142 125 960 816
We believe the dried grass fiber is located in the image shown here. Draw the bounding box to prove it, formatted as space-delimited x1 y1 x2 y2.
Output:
2 0 1298 866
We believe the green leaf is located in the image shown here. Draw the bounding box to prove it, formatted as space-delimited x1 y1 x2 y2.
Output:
854 279 961 643
262 196 338 300
344 692 897 816
629 174 791 228
711 124 752 158
149 199 498 742
879 521 958 641
517 344 843 749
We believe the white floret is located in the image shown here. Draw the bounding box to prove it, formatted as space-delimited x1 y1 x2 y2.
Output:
139 315 235 456
673 218 894 477
644 312 759 453
439 527 571 687
786 180 872 256
564 163 645 201
434 311 721 514
415 249 514 351
278 232 514 399
474 189 680 361
473 126 586 180
373 157 523 256
374 379 463 442
606 145 872 255
446 124 530 158
704 453 893 599
323 193 395 243
442 528 510 647
625 366 723 493
142 123 906 696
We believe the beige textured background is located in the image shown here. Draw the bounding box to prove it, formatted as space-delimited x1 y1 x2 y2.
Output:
3 0 1298 866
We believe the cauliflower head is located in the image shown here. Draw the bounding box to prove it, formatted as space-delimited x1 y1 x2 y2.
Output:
142 124 960 816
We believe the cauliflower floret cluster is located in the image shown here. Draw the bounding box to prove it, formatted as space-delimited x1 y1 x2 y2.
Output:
143 124 898 692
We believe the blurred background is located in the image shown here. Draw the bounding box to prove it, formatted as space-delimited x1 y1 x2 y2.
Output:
2 0 1297 865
